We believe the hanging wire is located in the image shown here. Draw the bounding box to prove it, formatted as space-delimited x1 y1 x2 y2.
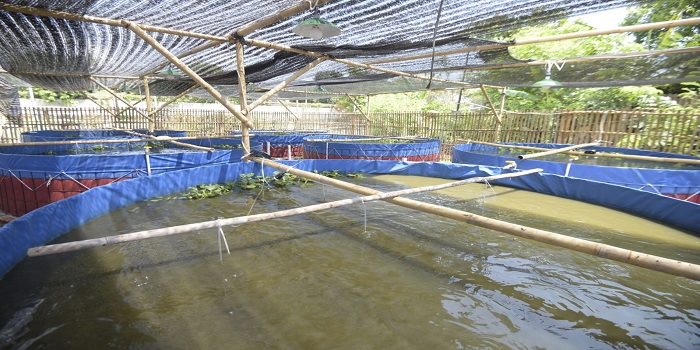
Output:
425 0 446 90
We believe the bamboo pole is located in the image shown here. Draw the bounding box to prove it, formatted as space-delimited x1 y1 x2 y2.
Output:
143 77 155 132
0 3 228 42
460 140 700 165
366 17 700 65
0 135 243 148
518 141 601 160
80 92 117 116
90 77 155 123
111 128 215 152
234 0 334 37
27 168 542 257
245 57 328 113
124 21 255 130
149 85 200 116
345 94 371 123
235 41 252 154
250 158 700 281
277 100 299 120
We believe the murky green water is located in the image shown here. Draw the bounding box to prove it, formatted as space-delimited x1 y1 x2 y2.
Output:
1 175 699 349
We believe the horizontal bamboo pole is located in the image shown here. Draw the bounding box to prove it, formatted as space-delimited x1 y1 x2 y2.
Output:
0 135 242 147
249 158 700 281
0 3 228 42
111 128 215 152
27 168 542 257
518 141 600 160
305 136 423 142
234 0 333 37
367 17 700 65
461 140 700 165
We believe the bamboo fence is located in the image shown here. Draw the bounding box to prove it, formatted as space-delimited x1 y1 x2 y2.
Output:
2 107 698 159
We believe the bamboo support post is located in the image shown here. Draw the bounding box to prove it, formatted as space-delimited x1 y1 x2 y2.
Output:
248 158 700 281
518 141 601 160
235 41 251 154
27 168 542 257
461 140 700 165
143 77 154 132
124 21 254 130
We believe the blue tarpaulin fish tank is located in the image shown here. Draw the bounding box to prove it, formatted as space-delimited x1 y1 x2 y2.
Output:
452 142 700 203
0 130 259 216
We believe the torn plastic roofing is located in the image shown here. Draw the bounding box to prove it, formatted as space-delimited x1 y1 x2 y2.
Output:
0 0 679 102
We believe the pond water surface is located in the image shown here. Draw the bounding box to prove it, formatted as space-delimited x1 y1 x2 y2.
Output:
1 175 698 349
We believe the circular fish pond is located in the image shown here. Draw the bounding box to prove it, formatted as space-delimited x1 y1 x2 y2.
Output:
303 134 441 161
0 164 697 349
453 142 700 203
232 130 326 159
0 130 258 216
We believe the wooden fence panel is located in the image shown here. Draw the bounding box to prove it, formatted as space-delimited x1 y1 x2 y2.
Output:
1 106 698 156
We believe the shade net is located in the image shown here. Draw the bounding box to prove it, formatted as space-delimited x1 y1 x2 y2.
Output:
0 0 687 109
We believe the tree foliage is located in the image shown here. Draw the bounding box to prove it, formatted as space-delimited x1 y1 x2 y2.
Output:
622 0 700 50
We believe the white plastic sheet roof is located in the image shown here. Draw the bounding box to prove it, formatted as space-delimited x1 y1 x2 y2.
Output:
0 0 695 104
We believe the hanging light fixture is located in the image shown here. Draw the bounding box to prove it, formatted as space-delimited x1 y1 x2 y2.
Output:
293 2 340 40
156 64 185 80
532 61 563 89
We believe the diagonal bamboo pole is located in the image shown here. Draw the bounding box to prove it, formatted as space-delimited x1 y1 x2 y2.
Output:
124 21 255 130
518 141 601 160
26 168 542 257
80 92 117 116
149 84 200 116
90 77 154 123
345 94 371 123
277 100 299 120
247 158 700 281
462 140 700 165
234 0 334 37
245 57 328 113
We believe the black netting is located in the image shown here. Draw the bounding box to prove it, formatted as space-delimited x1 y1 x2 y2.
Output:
1 0 684 100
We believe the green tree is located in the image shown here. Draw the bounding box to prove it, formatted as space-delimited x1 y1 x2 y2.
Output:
622 0 700 50
474 18 678 111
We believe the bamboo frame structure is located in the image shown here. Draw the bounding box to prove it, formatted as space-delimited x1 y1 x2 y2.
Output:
518 141 601 160
462 140 700 165
27 168 542 257
124 20 255 130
